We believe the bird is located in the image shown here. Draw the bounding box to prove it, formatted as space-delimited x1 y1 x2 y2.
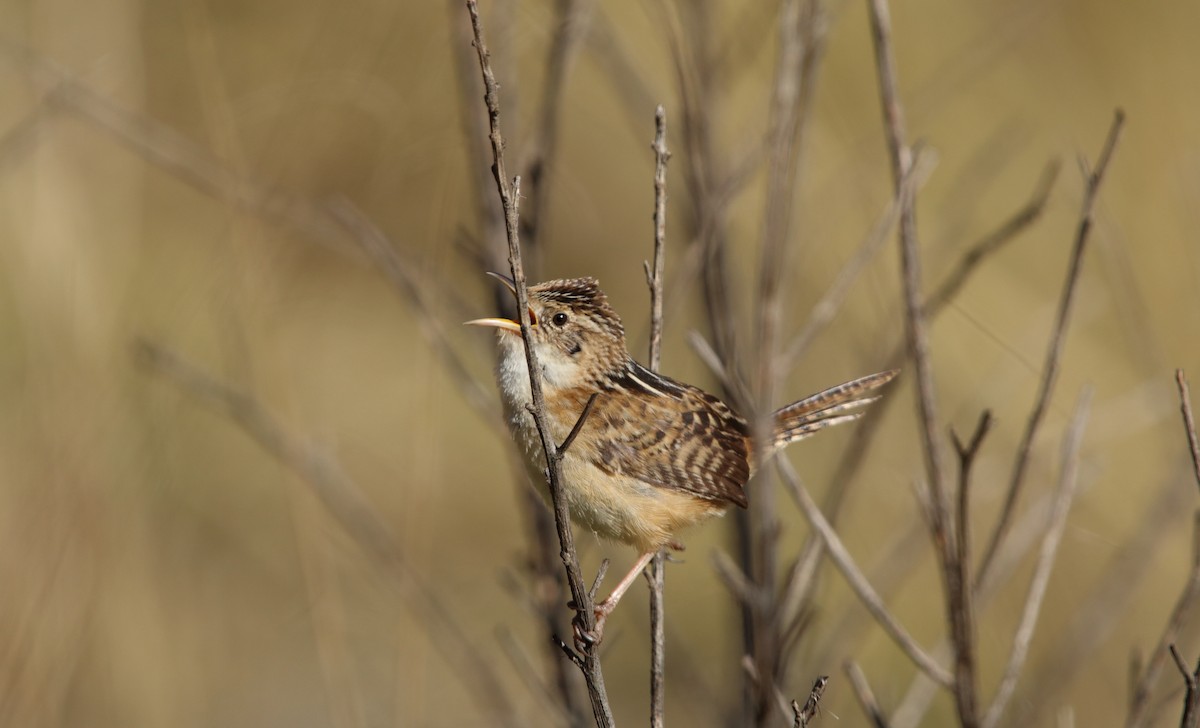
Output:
467 274 897 643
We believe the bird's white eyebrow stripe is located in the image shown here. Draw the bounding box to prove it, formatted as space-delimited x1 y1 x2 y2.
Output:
624 368 668 397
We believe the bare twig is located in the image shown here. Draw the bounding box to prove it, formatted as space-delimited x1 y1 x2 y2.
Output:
978 109 1126 583
0 41 502 430
982 388 1092 728
845 661 891 728
780 152 1051 636
777 459 952 687
866 0 972 722
923 159 1061 314
1129 514 1200 728
1007 465 1193 728
557 393 600 456
446 0 504 272
781 148 935 368
1127 371 1200 727
133 340 521 726
647 105 671 373
1170 645 1200 728
792 675 828 727
712 549 767 611
522 0 591 259
743 1 829 718
1178 370 1200 493
466 3 614 725
645 103 670 728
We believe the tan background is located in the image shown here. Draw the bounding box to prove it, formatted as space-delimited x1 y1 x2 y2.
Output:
1 0 1198 725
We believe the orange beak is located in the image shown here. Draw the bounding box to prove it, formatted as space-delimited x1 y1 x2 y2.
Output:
464 272 536 334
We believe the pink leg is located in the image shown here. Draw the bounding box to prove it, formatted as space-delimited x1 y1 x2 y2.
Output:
576 551 654 646
596 551 655 617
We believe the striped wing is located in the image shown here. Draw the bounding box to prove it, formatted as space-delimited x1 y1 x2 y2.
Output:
589 363 751 508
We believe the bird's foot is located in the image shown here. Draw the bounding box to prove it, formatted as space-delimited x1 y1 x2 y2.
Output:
570 598 615 652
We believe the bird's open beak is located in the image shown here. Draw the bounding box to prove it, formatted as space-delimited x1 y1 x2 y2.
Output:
464 272 536 334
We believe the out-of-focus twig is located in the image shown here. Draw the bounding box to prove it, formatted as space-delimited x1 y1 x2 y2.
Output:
782 152 1053 638
1127 371 1200 728
866 0 973 722
0 39 501 427
922 159 1060 314
845 661 890 728
982 388 1091 728
521 0 591 261
466 3 614 725
1170 645 1200 728
977 109 1126 584
132 340 521 727
1128 514 1200 728
1177 370 1200 493
777 458 952 687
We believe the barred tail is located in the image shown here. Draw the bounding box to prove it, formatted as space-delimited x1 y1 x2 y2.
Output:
768 370 899 454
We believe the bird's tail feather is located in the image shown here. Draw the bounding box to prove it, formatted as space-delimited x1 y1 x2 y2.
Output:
768 370 899 454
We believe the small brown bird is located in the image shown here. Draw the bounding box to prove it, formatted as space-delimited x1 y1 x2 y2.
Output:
469 274 896 641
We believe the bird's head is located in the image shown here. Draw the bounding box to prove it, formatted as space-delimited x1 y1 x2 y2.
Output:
467 274 628 388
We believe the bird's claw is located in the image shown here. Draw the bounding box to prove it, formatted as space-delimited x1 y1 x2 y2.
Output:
570 603 610 652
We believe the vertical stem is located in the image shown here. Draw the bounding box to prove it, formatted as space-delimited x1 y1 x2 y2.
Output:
865 0 972 724
646 104 670 728
467 3 614 725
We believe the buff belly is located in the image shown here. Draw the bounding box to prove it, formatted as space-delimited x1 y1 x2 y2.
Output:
555 454 727 553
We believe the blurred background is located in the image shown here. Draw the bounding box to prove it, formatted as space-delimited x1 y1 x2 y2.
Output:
1 0 1198 725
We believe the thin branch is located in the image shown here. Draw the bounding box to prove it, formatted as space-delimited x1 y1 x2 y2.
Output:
777 458 953 687
947 409 992 726
781 147 935 368
1128 513 1200 728
521 0 591 259
466 3 614 725
1003 466 1194 728
712 548 767 612
792 675 828 728
866 0 951 553
326 199 499 421
978 108 1126 583
923 159 1061 314
867 0 969 722
779 154 1055 636
645 103 670 728
982 388 1092 728
744 1 829 718
647 105 671 373
1170 645 1200 728
133 340 521 727
845 661 891 728
1128 371 1200 727
1177 370 1200 494
0 41 502 429
556 393 600 456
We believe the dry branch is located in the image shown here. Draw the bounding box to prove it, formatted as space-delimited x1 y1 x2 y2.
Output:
978 109 1126 583
133 340 521 727
982 388 1091 728
645 103 670 728
846 661 891 728
466 2 614 724
778 459 952 687
866 0 972 722
1127 371 1200 727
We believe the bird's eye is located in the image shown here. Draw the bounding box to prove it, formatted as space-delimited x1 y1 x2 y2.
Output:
551 312 569 326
